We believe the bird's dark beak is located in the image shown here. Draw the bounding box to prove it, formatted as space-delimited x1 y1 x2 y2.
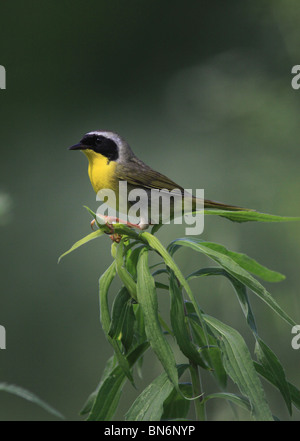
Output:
68 143 87 150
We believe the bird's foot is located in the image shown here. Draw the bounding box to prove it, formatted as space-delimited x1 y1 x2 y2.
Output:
90 215 143 235
109 233 123 243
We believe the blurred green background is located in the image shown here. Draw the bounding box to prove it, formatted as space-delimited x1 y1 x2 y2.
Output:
0 0 300 421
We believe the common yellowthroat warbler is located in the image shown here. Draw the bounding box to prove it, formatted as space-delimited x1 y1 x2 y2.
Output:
69 131 251 230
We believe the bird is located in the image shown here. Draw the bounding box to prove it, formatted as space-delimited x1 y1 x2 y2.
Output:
69 130 252 231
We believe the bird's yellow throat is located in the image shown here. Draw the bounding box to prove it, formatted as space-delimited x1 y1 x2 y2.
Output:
83 149 117 193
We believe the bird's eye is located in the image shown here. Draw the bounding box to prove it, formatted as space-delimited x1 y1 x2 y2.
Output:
96 136 103 145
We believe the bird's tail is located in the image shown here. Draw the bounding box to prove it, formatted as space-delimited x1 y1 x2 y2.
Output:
193 197 254 212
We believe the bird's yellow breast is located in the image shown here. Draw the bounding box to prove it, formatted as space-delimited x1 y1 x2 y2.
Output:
83 150 118 193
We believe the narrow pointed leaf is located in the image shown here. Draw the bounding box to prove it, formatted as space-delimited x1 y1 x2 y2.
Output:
201 209 300 223
169 272 208 369
108 287 135 352
84 205 141 239
188 314 227 389
120 302 135 353
162 383 192 420
132 304 147 379
140 232 210 348
170 238 295 327
80 355 116 415
0 383 64 419
203 392 251 412
227 276 258 335
58 230 105 263
196 241 285 282
187 267 258 335
108 287 132 339
255 338 292 415
125 372 174 421
116 240 138 300
204 315 273 421
99 262 116 334
137 248 178 390
125 365 188 421
87 342 149 421
254 362 300 411
99 262 134 384
125 245 145 280
133 303 147 345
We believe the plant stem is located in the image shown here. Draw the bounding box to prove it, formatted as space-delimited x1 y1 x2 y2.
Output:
189 361 206 421
182 295 206 421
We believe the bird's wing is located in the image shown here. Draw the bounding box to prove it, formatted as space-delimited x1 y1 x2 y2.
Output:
115 156 185 193
115 156 252 213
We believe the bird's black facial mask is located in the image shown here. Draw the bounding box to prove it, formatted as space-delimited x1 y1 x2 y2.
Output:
69 134 119 162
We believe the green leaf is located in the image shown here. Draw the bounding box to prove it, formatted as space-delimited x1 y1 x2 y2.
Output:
132 304 148 379
83 205 98 220
187 313 227 389
125 245 145 280
88 365 124 421
162 383 192 420
170 238 296 327
108 287 135 352
116 240 138 301
99 262 116 334
255 338 292 415
84 205 141 240
125 372 175 421
87 342 149 421
152 268 169 277
288 383 300 411
201 209 300 223
99 261 134 384
108 286 131 339
133 303 147 345
187 267 258 336
192 266 293 415
108 330 134 386
254 362 300 411
204 315 273 421
137 248 179 390
58 230 105 263
0 383 64 419
187 267 226 281
226 275 258 336
125 365 188 421
194 241 285 282
155 281 169 290
80 355 116 415
203 392 251 412
140 232 210 349
169 271 208 369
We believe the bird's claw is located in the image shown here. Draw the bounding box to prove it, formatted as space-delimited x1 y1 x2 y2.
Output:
109 233 123 243
90 216 117 238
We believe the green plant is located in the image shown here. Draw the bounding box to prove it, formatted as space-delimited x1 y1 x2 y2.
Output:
0 383 64 419
59 208 300 421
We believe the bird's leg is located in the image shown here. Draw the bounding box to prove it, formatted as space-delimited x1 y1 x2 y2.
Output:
90 216 114 233
90 215 144 243
109 233 123 243
90 214 143 231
